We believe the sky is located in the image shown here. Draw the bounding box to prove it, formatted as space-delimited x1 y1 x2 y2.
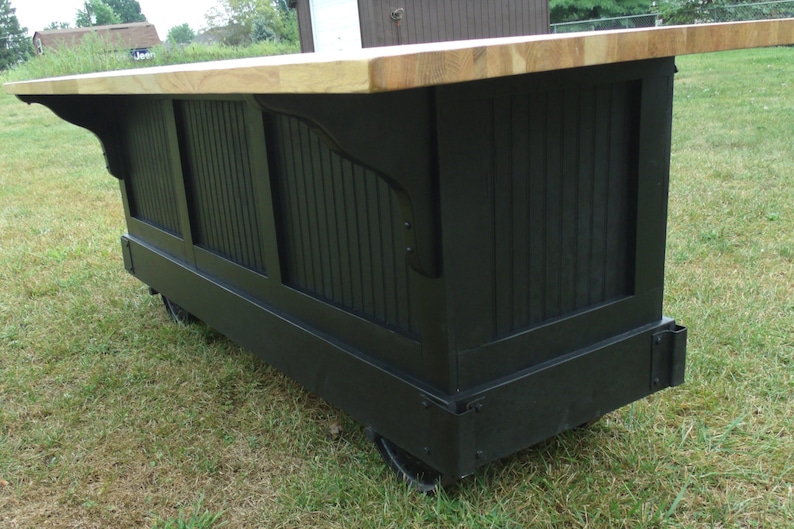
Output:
12 0 221 38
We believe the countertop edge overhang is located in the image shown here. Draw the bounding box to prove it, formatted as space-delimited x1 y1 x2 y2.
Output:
4 19 794 96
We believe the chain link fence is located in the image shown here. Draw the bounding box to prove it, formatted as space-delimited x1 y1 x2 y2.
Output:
550 0 794 33
551 14 660 33
660 0 794 24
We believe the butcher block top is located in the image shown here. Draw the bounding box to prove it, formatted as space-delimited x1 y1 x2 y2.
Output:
5 19 794 96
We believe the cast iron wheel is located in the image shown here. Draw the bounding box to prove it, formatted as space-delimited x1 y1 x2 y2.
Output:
371 434 450 493
161 295 196 326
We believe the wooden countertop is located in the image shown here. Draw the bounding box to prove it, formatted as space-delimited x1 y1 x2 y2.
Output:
5 19 794 96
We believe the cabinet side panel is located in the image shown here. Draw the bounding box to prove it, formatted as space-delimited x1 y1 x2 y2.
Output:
493 82 639 336
441 80 640 350
268 114 418 337
176 100 267 275
121 100 181 235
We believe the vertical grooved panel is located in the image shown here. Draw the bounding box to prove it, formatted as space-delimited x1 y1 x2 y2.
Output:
511 94 530 330
177 100 266 275
269 114 418 337
441 81 641 342
544 90 563 319
527 92 547 326
575 88 597 309
487 82 639 338
123 100 181 234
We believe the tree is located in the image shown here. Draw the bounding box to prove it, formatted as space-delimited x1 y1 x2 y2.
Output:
1 0 30 70
251 16 275 42
44 21 71 30
206 0 276 45
657 0 712 25
205 0 296 45
549 0 652 23
167 23 195 44
103 0 146 23
273 0 297 43
76 0 122 27
656 0 777 25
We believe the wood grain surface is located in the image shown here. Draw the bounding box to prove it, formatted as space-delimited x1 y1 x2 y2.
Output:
5 19 794 96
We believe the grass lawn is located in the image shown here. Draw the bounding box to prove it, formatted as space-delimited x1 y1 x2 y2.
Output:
1 47 793 528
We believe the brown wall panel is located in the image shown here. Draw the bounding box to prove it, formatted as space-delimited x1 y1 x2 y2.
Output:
360 0 549 48
299 0 549 52
294 0 316 52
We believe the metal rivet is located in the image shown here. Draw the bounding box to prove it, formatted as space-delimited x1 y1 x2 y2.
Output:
406 247 414 254
421 400 429 409
404 221 411 229
475 450 485 459
424 446 431 455
653 377 661 386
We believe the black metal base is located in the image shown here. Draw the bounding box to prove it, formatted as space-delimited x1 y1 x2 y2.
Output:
122 235 686 481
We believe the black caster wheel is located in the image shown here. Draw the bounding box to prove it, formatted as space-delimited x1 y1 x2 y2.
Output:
161 295 197 326
367 429 453 493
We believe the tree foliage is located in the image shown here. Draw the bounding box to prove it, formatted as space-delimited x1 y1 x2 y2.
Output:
44 21 72 30
167 23 195 44
75 0 147 27
206 0 297 45
1 0 30 70
274 0 297 43
251 16 276 43
549 0 652 23
103 0 146 23
76 0 122 27
656 0 790 25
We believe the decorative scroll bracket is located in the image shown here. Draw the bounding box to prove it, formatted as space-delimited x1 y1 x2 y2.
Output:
18 95 126 180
